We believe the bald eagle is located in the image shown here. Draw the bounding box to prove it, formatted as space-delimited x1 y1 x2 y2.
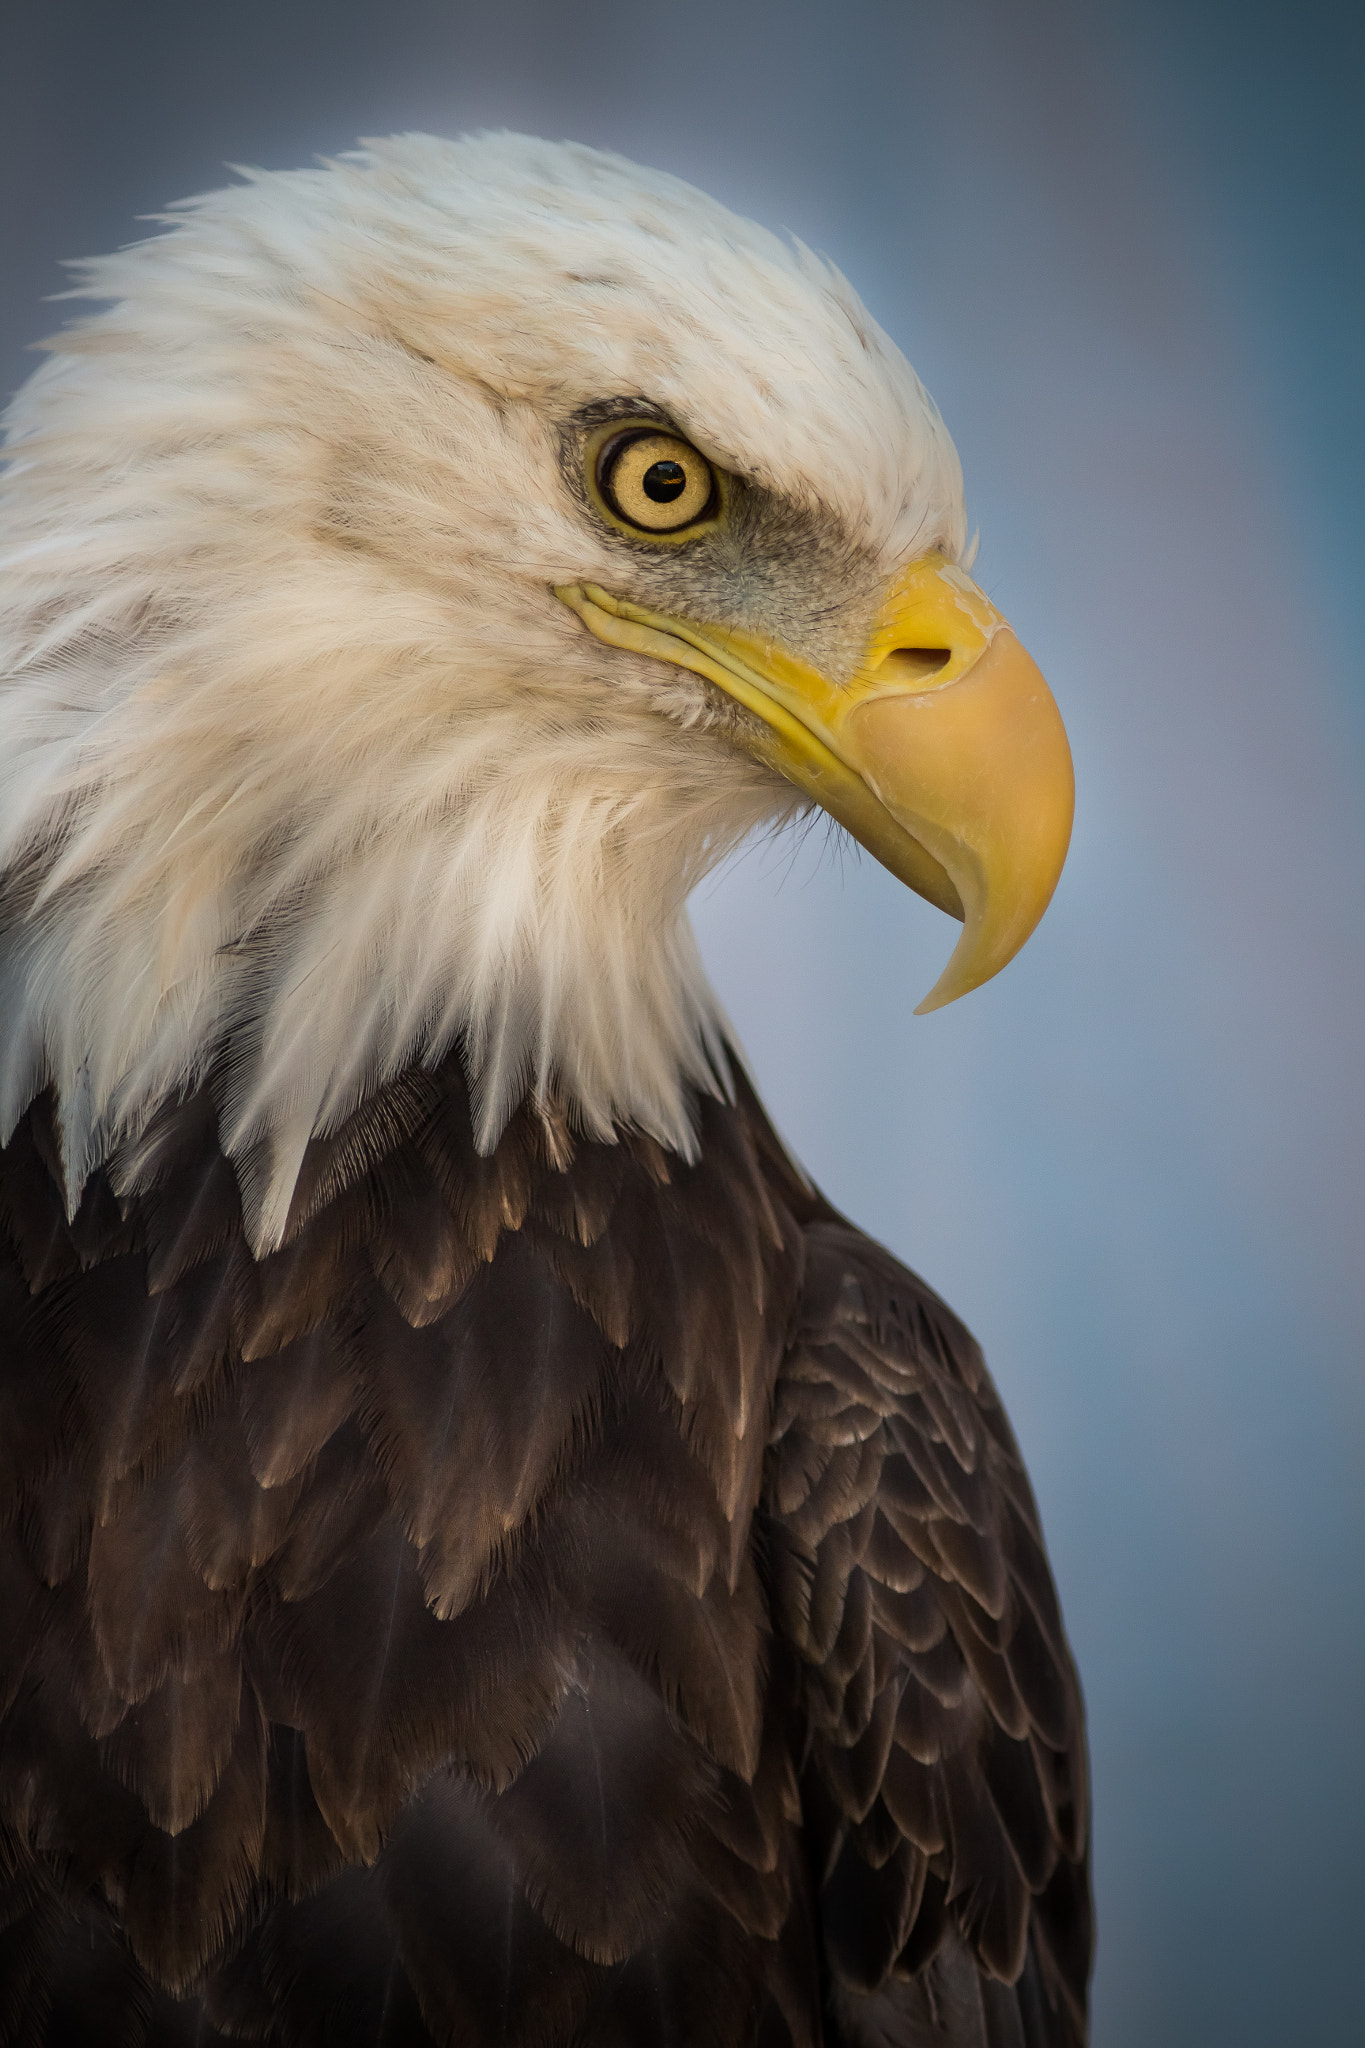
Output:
0 136 1089 2048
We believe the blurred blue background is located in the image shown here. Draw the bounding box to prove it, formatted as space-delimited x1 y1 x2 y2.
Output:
5 4 1362 2041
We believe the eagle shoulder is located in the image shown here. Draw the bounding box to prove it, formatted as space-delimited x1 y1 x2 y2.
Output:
763 1219 1092 2048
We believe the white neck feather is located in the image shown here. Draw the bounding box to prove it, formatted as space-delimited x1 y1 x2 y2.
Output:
0 622 776 1248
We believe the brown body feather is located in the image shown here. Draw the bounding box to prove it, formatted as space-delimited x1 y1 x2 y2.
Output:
0 1049 1089 2045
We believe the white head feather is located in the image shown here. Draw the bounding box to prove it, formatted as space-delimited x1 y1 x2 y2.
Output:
0 132 966 1250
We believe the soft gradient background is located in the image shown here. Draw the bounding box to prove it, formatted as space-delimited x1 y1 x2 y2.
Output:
5 4 1362 2041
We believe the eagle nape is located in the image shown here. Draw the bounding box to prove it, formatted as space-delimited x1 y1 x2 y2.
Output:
0 134 1092 2048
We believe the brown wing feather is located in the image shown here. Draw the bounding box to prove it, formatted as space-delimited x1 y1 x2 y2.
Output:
763 1217 1092 2048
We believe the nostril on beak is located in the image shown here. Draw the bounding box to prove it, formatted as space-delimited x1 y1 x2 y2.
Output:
881 646 953 687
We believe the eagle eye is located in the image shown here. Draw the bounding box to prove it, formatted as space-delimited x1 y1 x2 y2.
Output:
591 425 719 537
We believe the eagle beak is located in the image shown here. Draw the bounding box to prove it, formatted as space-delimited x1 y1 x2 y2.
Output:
556 554 1074 1011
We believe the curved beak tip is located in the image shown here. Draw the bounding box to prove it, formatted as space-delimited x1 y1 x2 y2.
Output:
844 625 1075 1012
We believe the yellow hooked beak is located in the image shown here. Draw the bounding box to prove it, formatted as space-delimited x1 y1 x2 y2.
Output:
556 554 1074 1011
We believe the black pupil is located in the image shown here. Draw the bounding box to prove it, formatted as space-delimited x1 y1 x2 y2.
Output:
642 458 688 504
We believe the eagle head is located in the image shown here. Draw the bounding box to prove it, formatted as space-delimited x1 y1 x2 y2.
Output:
0 133 1072 1249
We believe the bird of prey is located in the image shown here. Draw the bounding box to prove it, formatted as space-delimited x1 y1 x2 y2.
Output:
0 135 1089 2048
